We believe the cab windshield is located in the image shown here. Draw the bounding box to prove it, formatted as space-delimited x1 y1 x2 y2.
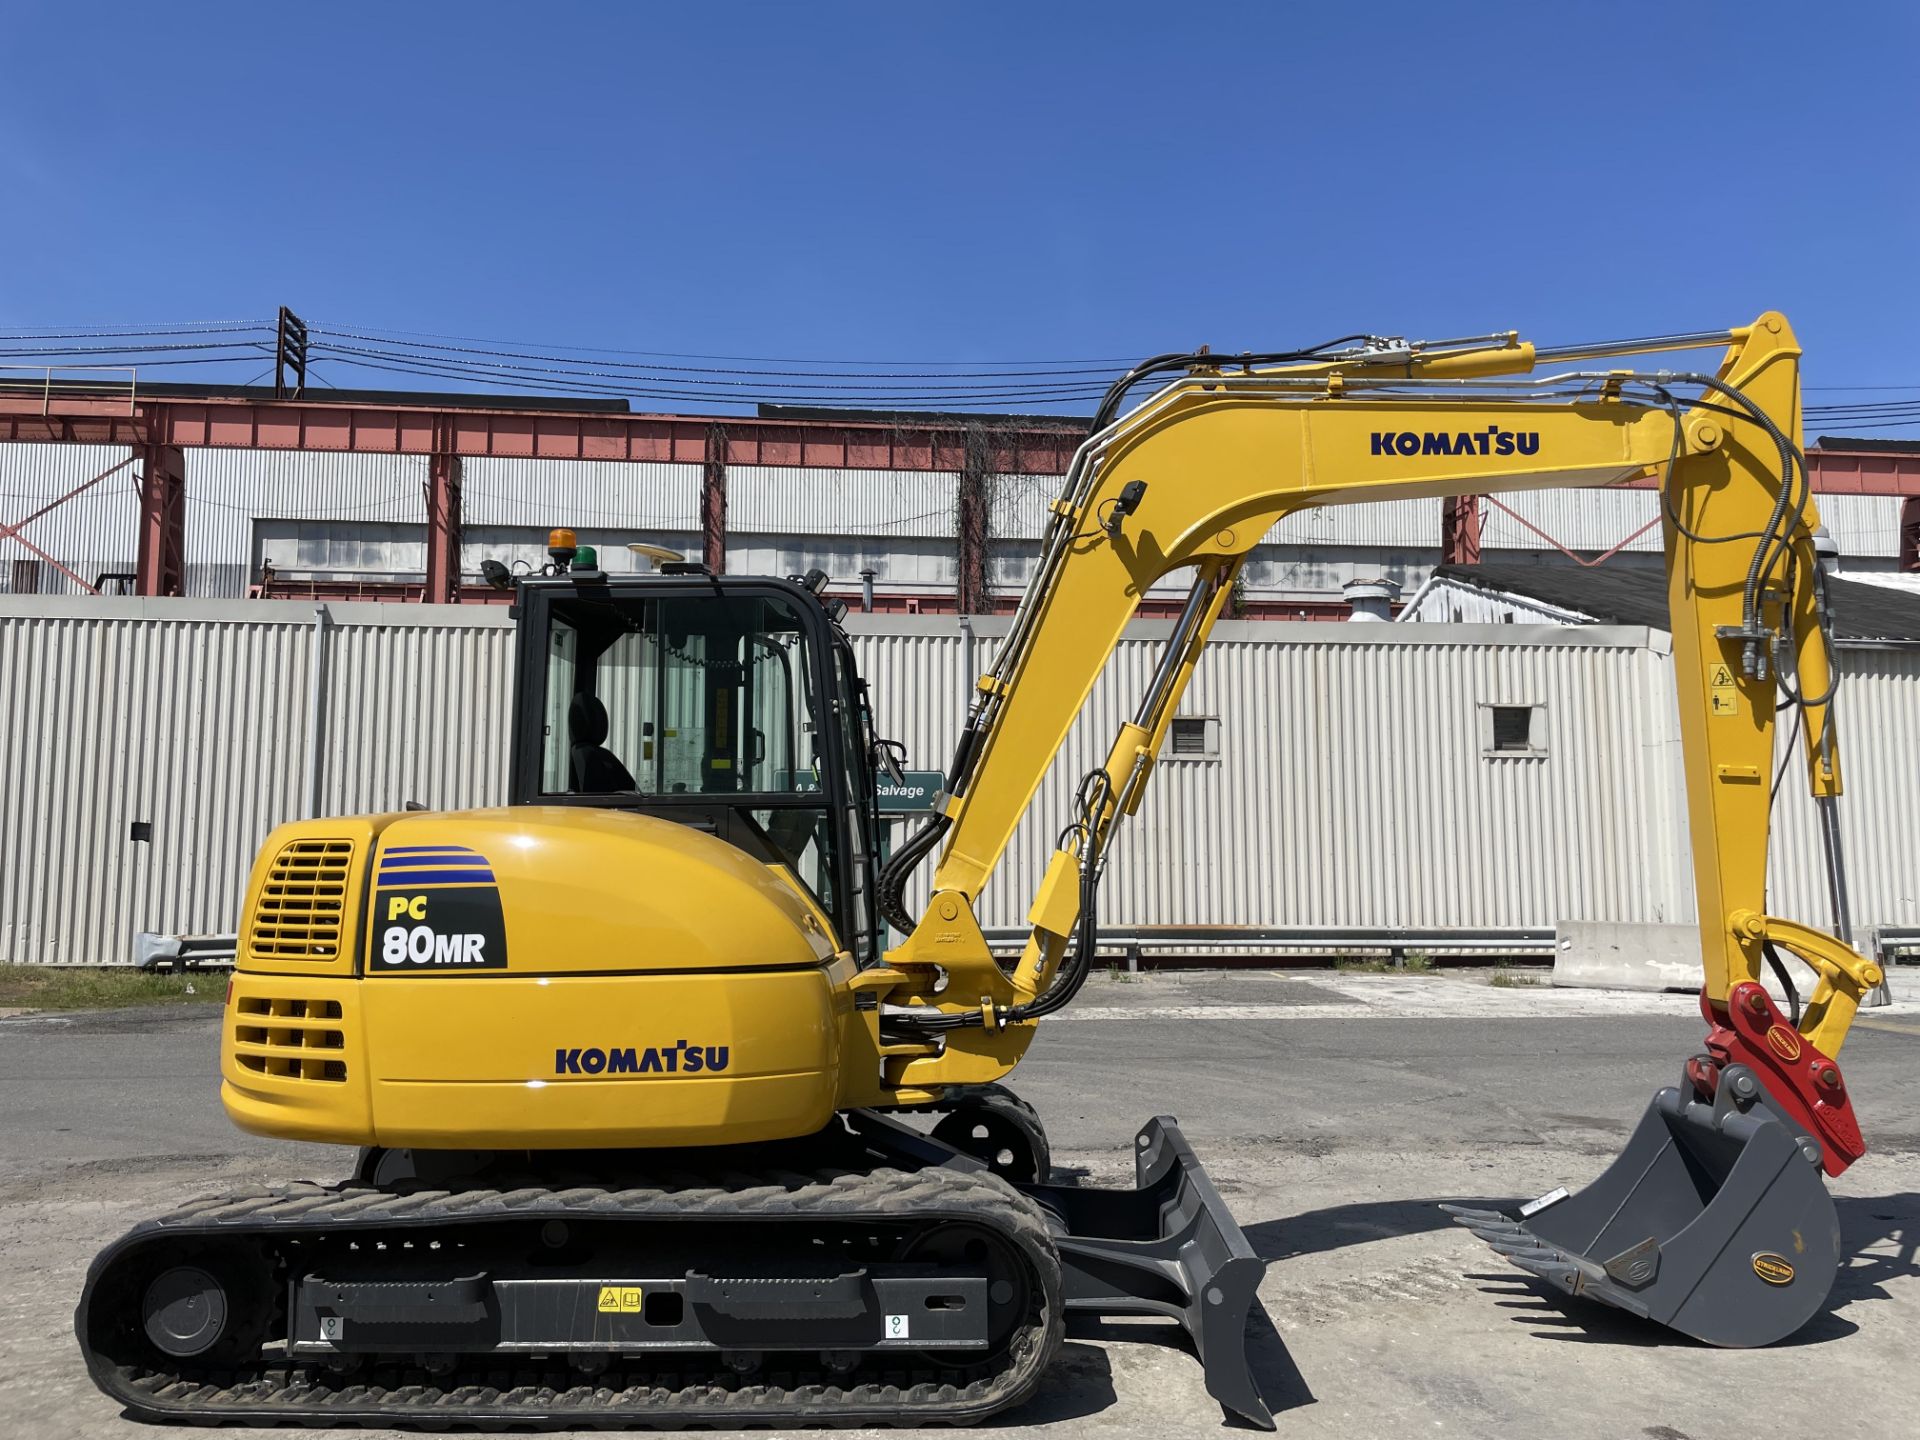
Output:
539 591 821 799
532 587 874 934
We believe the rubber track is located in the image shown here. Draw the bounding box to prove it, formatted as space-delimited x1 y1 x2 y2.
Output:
78 1159 1063 1428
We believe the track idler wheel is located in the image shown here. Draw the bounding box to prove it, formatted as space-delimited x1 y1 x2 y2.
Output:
138 1253 271 1363
931 1084 1052 1184
1446 1063 1840 1346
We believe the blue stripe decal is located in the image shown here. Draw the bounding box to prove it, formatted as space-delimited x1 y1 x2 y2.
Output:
384 846 481 855
379 856 492 868
375 869 497 886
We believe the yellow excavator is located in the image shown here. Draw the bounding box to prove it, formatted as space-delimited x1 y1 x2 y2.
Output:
79 312 1882 1427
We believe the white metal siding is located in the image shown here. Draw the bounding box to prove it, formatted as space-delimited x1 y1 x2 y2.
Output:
1816 493 1903 560
6 436 1903 605
0 443 139 595
0 604 312 962
462 458 699 532
853 625 1689 933
0 598 1913 963
189 450 430 597
318 615 516 817
1478 490 1903 560
730 467 956 540
1766 647 1920 926
1266 499 1438 549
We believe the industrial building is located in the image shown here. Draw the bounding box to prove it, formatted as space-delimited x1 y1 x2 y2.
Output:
2 383 1916 613
1 382 1916 967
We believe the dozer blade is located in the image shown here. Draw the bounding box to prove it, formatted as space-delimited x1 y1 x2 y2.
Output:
1447 1065 1839 1347
1022 1116 1273 1429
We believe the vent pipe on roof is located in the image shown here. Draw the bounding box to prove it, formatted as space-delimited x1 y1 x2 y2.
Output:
1343 577 1401 622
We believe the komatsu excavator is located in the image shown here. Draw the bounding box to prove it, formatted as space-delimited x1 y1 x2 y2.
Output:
80 312 1881 1428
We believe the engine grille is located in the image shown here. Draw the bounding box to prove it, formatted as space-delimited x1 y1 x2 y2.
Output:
249 839 353 960
233 995 348 1082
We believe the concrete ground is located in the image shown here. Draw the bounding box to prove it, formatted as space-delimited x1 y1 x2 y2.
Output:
3 968 1917 1440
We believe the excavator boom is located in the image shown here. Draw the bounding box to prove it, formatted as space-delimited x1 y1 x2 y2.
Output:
873 312 1876 1345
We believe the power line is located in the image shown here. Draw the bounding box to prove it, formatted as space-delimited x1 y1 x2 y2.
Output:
314 325 1129 381
301 347 1112 410
307 338 1116 401
0 321 270 340
313 317 1142 368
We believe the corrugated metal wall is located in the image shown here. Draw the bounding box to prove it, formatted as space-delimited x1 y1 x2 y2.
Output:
851 621 1698 932
732 466 956 539
463 459 699 531
1766 645 1920 925
188 450 430 597
1 597 1912 963
0 601 313 962
0 443 139 595
0 599 516 964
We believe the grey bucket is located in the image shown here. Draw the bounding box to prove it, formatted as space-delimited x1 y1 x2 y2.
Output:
1446 1064 1839 1347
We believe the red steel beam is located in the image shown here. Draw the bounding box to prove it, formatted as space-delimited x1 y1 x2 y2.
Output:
1 391 1916 494
134 444 186 597
422 445 463 604
701 422 727 574
0 394 1085 474
1439 494 1482 565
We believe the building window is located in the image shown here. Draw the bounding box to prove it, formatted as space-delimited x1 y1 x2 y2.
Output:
10 559 39 594
1167 716 1220 760
1481 703 1546 758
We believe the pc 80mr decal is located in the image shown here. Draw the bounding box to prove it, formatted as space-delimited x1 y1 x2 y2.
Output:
368 845 510 973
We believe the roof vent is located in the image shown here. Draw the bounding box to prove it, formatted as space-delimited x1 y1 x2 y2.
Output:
1343 577 1401 622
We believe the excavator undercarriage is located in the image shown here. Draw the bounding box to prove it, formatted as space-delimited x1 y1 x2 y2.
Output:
80 1110 1268 1428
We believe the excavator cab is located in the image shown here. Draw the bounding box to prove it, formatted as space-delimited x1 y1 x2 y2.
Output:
506 570 885 966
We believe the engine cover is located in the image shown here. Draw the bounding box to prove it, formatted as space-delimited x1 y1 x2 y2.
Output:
222 808 852 1149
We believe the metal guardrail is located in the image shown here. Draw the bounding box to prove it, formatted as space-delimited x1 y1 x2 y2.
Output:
135 932 238 970
1875 926 1920 959
979 924 1557 972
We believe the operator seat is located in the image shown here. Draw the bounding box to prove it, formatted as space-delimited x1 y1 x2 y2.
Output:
568 693 636 792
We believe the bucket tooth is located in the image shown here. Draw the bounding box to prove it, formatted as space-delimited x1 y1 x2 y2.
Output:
1438 1205 1510 1225
1445 1070 1842 1347
1465 1222 1528 1243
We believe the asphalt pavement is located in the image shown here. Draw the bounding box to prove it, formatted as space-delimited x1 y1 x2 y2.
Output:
3 969 1917 1440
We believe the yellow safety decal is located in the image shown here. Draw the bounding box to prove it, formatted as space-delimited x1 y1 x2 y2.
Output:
1708 661 1739 717
1751 1253 1795 1286
597 1285 644 1313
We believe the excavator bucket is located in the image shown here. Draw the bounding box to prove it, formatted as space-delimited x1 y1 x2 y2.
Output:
1446 1065 1840 1347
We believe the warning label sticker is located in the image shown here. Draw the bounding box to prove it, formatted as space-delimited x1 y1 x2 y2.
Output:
598 1286 643 1313
1708 662 1738 716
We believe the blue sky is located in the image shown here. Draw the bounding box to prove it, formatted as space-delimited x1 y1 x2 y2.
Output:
2 3 1915 403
